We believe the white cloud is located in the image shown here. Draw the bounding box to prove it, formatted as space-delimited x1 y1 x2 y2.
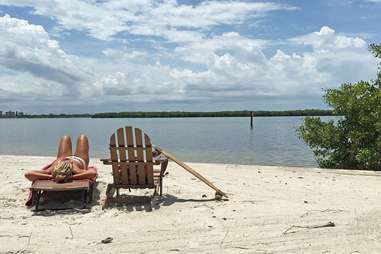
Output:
0 0 295 42
102 48 148 62
170 26 377 100
0 14 378 112
291 26 367 50
0 15 92 100
175 32 266 64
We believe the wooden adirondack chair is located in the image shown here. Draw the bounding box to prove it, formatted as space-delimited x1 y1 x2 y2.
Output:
101 126 167 203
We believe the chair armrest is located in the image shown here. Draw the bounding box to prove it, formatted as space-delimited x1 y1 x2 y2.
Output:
153 156 168 176
100 158 112 165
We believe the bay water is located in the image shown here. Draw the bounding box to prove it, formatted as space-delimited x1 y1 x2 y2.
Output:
0 116 331 167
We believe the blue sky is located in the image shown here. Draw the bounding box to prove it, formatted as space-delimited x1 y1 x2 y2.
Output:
0 0 380 113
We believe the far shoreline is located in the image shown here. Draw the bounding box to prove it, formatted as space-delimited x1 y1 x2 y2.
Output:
0 109 336 119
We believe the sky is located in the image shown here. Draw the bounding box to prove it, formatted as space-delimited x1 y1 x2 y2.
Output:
0 0 380 114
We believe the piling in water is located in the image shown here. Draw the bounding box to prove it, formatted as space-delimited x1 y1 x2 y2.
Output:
250 111 254 129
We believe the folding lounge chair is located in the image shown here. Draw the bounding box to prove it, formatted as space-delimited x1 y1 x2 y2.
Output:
101 126 167 204
29 179 94 211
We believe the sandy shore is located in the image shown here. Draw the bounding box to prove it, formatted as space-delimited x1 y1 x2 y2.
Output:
1 155 381 253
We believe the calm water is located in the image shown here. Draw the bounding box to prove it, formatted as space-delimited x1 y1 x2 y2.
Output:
0 117 330 167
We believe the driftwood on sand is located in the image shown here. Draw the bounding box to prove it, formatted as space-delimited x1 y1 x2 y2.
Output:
283 221 336 235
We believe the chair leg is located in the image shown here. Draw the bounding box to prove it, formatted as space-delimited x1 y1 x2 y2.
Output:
30 190 37 206
83 190 88 209
88 183 94 203
153 186 157 197
102 184 114 210
102 197 109 210
160 175 163 196
35 191 42 211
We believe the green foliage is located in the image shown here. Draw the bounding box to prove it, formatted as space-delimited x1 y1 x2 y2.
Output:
370 43 381 80
370 43 381 58
298 44 381 170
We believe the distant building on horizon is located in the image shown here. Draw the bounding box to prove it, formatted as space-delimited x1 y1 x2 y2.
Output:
0 110 26 118
5 111 14 117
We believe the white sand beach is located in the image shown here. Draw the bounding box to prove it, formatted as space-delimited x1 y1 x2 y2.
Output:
1 155 381 253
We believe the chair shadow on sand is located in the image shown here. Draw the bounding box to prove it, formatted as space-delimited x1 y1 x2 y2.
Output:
31 182 101 216
106 193 217 212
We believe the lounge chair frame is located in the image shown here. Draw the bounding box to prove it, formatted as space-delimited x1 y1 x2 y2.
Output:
30 179 93 211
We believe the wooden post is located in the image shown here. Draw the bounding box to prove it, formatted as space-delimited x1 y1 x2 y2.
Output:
250 111 254 129
154 147 228 197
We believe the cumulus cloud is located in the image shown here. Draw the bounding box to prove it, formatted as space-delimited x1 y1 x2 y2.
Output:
0 15 91 101
171 26 377 100
0 11 378 113
290 26 366 50
175 32 266 64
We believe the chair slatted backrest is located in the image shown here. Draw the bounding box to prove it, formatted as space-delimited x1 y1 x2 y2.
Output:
109 126 155 188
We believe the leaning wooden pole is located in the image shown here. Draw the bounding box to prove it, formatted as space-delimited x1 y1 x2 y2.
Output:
155 147 228 198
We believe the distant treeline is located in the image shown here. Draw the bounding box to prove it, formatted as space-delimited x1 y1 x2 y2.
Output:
92 109 335 118
2 109 335 119
20 114 92 118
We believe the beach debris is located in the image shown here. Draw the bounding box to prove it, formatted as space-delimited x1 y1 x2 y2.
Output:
304 200 308 204
215 192 222 201
220 231 229 247
101 237 113 244
233 246 251 250
27 231 32 247
283 221 335 235
298 176 303 179
202 194 207 198
222 217 227 220
242 200 256 204
66 225 73 240
257 170 261 173
73 208 91 214
300 209 345 218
